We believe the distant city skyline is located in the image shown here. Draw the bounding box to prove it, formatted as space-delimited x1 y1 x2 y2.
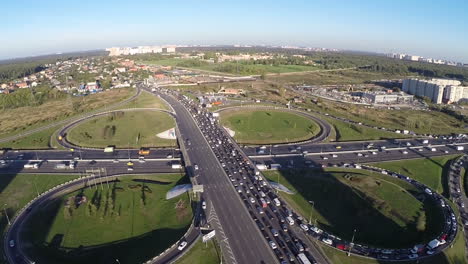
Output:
2 0 467 62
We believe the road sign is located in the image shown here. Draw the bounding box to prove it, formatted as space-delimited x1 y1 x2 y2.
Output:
193 184 204 193
202 230 216 242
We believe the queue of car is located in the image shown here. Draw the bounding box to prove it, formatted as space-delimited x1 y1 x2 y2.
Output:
173 91 317 264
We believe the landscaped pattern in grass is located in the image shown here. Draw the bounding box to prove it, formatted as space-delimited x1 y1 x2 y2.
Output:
67 110 175 148
24 174 192 264
264 168 444 248
368 155 461 195
220 110 320 144
175 239 220 264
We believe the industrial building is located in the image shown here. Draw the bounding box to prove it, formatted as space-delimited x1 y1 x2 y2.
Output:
362 92 414 104
402 78 467 104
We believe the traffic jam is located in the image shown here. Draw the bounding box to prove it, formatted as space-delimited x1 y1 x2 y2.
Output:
157 88 459 263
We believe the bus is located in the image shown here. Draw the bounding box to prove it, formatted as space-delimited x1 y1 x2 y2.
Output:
297 253 312 264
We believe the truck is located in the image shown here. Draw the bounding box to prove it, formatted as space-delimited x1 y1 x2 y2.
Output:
24 163 39 169
104 146 115 153
296 253 312 264
138 148 150 156
55 162 75 170
273 198 281 206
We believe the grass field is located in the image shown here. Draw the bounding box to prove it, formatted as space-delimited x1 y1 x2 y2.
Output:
299 97 466 135
368 155 461 195
67 110 176 148
322 116 410 141
140 57 319 75
0 88 135 139
24 173 192 264
175 239 220 264
264 168 444 248
266 70 408 85
220 109 320 144
0 125 61 149
117 90 169 110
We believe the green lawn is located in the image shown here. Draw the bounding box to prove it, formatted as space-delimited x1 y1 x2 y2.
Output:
67 110 176 148
117 90 169 110
323 116 410 141
368 155 461 195
264 168 444 248
220 109 320 144
175 239 220 264
24 174 193 264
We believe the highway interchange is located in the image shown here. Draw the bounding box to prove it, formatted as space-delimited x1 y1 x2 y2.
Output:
1 85 468 264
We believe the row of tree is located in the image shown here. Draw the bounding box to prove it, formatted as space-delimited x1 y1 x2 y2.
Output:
0 62 47 83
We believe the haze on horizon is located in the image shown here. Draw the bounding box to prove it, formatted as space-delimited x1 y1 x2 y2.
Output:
2 0 467 62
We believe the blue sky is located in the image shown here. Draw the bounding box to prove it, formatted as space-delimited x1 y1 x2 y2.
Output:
1 0 467 62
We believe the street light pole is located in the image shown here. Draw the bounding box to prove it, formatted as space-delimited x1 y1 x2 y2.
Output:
308 200 314 225
3 204 10 225
348 229 356 256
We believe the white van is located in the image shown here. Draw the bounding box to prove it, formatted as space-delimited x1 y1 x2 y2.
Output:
286 216 295 226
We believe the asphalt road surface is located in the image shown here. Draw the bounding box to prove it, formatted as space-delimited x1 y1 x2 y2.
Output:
156 91 279 264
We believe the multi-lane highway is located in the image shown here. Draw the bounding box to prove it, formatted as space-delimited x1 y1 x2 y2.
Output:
155 89 280 264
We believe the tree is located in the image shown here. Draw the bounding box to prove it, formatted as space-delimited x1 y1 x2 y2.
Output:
416 212 426 232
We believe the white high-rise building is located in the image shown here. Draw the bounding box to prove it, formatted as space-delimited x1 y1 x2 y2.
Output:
402 78 466 104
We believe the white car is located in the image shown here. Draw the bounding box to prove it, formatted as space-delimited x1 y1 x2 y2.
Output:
300 223 309 231
269 241 277 249
178 241 188 250
202 201 207 210
194 164 199 170
322 238 333 245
